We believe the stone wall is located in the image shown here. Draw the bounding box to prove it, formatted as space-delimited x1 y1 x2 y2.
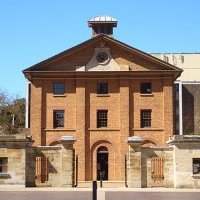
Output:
142 147 174 188
127 143 142 187
0 134 31 186
27 137 75 187
127 140 173 188
170 136 200 188
127 135 200 189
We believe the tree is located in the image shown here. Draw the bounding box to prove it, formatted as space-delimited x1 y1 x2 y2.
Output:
12 98 25 128
0 91 25 134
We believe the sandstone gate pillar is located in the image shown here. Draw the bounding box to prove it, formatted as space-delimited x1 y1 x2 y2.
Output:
127 136 143 188
59 136 76 187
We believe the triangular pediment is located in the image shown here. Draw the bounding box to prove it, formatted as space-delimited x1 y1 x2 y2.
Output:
23 34 182 75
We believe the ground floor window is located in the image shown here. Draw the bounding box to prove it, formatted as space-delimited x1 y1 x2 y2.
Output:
0 157 8 173
193 158 200 174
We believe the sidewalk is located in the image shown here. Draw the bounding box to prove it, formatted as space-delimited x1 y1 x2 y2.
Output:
1 186 200 192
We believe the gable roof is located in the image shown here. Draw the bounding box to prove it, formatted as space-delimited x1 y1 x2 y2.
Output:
23 34 183 75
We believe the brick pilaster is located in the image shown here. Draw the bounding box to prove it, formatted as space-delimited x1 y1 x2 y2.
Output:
163 78 174 143
120 79 130 180
75 79 86 182
30 81 43 146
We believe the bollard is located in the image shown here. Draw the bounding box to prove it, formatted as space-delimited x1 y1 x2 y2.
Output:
100 172 103 188
100 179 103 188
92 181 97 200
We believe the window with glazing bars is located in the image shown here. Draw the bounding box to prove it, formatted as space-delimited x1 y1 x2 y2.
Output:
140 82 152 94
0 158 8 173
193 158 200 174
53 83 65 95
53 110 64 128
97 82 108 94
97 110 108 128
141 110 152 128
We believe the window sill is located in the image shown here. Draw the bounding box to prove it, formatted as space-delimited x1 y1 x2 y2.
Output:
53 94 66 97
44 128 76 132
0 173 10 179
132 128 164 131
140 94 154 97
192 174 200 178
96 94 110 97
88 128 120 131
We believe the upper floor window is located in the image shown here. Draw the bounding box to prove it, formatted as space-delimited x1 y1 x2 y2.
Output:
53 110 64 128
53 83 65 95
97 110 108 128
0 158 8 173
97 82 108 94
140 83 152 94
193 158 200 174
141 109 152 128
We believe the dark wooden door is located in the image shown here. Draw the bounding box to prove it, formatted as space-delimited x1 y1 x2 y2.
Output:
97 148 108 180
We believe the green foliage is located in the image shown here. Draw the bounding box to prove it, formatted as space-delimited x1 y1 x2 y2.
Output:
0 91 25 134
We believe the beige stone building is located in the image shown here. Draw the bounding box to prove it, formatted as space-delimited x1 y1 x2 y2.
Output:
151 53 200 81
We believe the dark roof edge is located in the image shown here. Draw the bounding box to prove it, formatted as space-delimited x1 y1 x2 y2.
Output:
23 34 104 72
23 34 183 74
151 52 200 54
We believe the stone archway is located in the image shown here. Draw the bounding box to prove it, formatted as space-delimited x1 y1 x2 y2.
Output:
91 140 114 181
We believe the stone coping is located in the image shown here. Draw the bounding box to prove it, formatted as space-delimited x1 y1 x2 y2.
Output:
0 136 31 143
128 136 144 143
37 146 62 150
142 146 173 150
58 135 76 142
167 135 200 144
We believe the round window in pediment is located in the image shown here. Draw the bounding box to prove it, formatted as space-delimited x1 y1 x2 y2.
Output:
96 52 109 63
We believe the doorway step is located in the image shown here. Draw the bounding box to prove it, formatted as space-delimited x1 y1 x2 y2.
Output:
77 181 125 188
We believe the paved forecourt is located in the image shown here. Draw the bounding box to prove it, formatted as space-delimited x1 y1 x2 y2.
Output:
0 191 92 200
1 188 200 200
106 191 200 200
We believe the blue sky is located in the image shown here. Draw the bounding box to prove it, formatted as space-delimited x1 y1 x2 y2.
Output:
0 0 200 97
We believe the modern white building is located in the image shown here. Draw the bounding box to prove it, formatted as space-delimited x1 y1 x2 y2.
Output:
151 53 200 135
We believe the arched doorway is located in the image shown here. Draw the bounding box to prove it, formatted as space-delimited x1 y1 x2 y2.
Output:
97 146 108 180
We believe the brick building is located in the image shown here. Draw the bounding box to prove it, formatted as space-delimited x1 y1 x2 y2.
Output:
22 16 183 186
0 16 199 188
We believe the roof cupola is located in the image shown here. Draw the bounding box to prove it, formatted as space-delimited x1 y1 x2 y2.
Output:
88 16 117 37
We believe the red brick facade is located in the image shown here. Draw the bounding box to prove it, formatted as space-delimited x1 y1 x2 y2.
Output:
24 34 182 183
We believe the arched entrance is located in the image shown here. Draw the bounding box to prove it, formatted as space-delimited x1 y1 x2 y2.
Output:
97 146 108 180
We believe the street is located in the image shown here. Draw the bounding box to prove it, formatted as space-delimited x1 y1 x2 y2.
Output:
0 191 91 200
106 191 200 200
1 191 200 200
